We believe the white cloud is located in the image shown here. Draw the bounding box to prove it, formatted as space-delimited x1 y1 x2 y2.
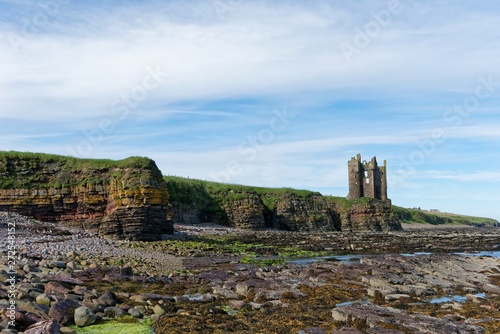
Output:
424 170 500 182
2 1 500 121
1 1 500 221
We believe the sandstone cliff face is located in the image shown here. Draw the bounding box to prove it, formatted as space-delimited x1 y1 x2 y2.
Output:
0 152 172 240
164 177 402 232
268 193 341 231
342 198 401 232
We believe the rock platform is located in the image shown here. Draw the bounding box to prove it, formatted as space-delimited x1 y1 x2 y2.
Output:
1 212 500 333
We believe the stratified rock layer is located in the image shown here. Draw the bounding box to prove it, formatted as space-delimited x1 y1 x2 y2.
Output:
0 152 172 240
165 177 402 232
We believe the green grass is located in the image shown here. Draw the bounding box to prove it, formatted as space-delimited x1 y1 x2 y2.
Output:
70 317 152 334
393 206 499 227
0 150 160 189
163 175 325 225
164 175 322 214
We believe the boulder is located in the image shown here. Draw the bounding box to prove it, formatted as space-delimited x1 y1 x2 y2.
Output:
153 304 166 315
128 307 143 318
35 293 52 306
97 292 117 307
103 307 125 318
74 306 96 327
48 299 80 325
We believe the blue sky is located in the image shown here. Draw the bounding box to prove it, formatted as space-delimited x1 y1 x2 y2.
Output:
1 0 500 220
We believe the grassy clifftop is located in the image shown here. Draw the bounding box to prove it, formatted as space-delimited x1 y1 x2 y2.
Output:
0 151 161 189
164 175 322 210
165 175 499 228
164 175 401 231
393 206 499 227
0 151 172 240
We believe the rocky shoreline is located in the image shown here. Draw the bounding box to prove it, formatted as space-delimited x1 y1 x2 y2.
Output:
1 213 500 333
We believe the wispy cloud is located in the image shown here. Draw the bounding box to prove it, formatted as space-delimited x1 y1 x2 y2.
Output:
424 170 500 182
1 1 500 220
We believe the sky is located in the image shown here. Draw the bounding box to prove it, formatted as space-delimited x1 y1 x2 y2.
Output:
1 0 500 221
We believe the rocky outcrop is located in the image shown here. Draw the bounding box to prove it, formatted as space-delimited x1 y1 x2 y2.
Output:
270 193 341 231
0 152 172 240
344 198 401 232
164 177 402 232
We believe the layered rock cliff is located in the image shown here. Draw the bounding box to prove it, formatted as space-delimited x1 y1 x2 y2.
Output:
0 151 401 238
0 152 172 240
165 176 402 232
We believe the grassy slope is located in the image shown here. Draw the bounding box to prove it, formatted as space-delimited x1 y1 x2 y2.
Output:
164 175 326 211
0 151 157 189
1 151 496 227
393 206 499 227
165 175 499 227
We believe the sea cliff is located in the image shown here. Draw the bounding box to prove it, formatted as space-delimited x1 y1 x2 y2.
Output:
164 176 402 232
0 151 172 240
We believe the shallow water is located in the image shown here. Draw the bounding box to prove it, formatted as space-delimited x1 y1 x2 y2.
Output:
429 293 486 304
287 254 362 265
289 250 500 266
184 293 203 301
455 251 500 258
400 252 433 257
335 300 369 307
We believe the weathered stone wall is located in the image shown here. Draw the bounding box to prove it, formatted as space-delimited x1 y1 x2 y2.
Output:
348 154 387 200
0 152 172 240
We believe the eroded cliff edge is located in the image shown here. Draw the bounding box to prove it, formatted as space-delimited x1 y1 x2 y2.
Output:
0 151 172 240
0 151 401 240
165 176 402 232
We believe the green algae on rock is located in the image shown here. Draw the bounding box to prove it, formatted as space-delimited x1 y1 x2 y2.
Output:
70 318 152 334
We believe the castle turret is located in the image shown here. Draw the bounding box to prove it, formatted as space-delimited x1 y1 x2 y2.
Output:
347 154 363 199
347 154 388 200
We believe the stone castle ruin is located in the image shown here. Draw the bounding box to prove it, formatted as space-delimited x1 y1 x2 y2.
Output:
348 154 388 200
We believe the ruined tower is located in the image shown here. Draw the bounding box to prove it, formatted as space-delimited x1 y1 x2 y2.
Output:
348 154 387 200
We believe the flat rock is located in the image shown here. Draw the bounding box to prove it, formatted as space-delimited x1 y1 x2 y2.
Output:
331 327 363 334
332 303 484 334
228 300 246 310
45 275 84 286
45 282 70 294
60 328 77 334
25 319 61 334
212 287 239 299
483 283 500 294
385 294 411 301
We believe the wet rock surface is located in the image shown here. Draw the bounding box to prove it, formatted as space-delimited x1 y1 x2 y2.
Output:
1 212 500 333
